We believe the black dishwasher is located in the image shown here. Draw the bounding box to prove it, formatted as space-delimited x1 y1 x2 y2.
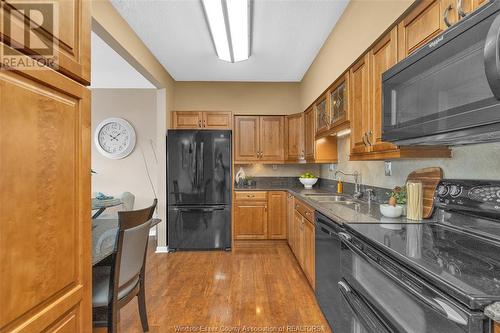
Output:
315 212 349 332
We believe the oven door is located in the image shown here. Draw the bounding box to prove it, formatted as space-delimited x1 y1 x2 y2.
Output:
382 1 500 145
339 232 485 333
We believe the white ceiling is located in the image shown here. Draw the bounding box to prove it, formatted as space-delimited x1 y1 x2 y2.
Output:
91 31 156 88
111 0 349 82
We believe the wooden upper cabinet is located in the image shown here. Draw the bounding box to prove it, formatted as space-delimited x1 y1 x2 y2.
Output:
285 113 305 162
369 27 399 152
398 0 448 59
304 108 316 161
349 53 371 155
260 116 284 162
234 116 260 162
328 72 350 132
171 111 232 129
1 0 91 85
315 96 329 137
0 59 91 332
267 192 287 240
234 115 284 163
172 111 203 129
203 111 232 129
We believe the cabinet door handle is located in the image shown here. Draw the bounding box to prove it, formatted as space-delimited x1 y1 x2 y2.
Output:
444 4 453 27
198 120 202 128
366 130 373 146
203 120 206 127
362 133 369 147
457 0 466 18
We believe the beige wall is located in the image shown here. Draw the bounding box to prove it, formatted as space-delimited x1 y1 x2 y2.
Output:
299 0 413 110
174 82 301 115
91 89 158 210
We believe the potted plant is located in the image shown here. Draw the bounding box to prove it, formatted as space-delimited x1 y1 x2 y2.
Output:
389 186 407 215
299 172 318 189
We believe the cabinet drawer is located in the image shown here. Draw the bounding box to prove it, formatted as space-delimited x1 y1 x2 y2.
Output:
235 191 268 201
295 199 315 222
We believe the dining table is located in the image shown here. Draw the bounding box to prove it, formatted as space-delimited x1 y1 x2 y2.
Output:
92 217 162 265
91 197 123 219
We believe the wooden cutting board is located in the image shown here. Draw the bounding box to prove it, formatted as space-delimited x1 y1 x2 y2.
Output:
406 167 443 219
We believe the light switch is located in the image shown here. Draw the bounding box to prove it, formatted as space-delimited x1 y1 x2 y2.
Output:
384 161 392 176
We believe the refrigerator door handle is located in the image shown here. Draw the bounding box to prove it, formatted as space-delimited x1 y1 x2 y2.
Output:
171 207 225 213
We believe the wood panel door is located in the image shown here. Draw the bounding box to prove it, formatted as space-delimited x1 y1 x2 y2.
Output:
234 201 268 240
1 0 91 84
259 116 284 162
349 54 371 155
234 116 259 162
267 192 287 239
397 0 448 59
293 210 304 261
285 113 304 162
0 62 91 332
286 194 295 247
302 219 315 289
369 28 399 152
203 111 232 129
304 108 315 161
171 111 203 129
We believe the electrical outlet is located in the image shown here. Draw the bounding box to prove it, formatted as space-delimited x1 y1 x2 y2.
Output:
329 164 336 171
272 164 278 170
384 161 392 176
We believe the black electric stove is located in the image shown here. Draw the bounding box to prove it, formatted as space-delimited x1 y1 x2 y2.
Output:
338 179 500 333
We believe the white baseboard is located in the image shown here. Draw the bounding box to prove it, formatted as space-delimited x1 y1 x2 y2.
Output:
155 246 169 253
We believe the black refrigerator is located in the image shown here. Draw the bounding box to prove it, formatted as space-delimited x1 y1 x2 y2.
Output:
167 130 231 251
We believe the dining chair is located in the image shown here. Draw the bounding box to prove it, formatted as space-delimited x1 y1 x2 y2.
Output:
92 199 157 333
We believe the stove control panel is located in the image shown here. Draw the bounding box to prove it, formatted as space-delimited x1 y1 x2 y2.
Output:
434 179 500 218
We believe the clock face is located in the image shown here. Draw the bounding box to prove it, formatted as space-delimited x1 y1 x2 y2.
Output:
94 118 136 159
98 122 130 154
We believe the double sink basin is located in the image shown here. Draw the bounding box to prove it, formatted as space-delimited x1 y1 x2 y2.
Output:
304 193 360 209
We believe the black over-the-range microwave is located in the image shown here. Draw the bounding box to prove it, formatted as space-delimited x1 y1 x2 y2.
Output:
382 0 500 145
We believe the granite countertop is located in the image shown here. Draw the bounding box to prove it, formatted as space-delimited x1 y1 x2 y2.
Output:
235 183 434 225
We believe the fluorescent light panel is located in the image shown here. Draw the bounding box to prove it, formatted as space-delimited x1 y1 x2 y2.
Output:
227 0 249 62
202 0 250 63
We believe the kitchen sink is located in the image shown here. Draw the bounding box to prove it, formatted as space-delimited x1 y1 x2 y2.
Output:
304 194 352 202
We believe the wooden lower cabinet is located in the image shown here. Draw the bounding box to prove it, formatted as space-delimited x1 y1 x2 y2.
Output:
0 59 91 332
234 201 268 240
287 193 295 247
288 198 315 289
301 218 315 289
494 321 500 333
233 191 287 240
268 191 287 239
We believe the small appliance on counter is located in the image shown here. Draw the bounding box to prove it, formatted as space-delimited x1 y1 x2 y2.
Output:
166 130 232 251
333 179 500 333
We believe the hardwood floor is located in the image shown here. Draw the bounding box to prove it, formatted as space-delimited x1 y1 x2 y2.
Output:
113 240 331 333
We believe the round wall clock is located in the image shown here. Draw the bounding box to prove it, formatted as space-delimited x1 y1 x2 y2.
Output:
94 117 136 159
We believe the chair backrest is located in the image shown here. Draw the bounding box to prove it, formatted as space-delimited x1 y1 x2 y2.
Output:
120 192 135 211
113 199 157 296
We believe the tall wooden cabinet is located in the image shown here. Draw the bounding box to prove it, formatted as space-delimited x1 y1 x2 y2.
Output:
0 1 91 331
234 115 284 163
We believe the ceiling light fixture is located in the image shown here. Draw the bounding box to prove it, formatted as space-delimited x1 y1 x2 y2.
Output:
202 0 251 63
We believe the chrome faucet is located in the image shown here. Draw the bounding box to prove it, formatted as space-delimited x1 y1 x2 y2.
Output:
334 170 362 198
366 188 375 205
